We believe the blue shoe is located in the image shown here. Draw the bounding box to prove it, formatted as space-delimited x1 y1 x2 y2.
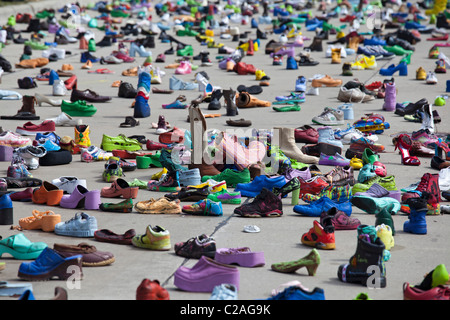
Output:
405 21 426 29
267 285 325 300
293 196 352 217
210 284 238 300
0 193 13 225
35 132 60 144
162 99 187 109
273 24 287 34
54 212 98 237
235 175 286 198
251 18 258 29
182 199 223 216
295 76 307 92
286 56 298 69
403 197 428 234
363 36 386 46
80 51 100 63
379 61 408 76
179 168 201 187
48 70 59 85
18 247 83 281
134 95 151 118
37 139 61 152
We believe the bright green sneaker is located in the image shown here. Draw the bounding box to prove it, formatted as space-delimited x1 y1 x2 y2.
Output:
132 225 171 250
35 10 54 19
201 168 251 187
351 176 381 195
383 45 413 56
100 134 142 152
207 189 242 204
24 41 49 50
7 15 16 27
61 100 97 117
110 9 130 18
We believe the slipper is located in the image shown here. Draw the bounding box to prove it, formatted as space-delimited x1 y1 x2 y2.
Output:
120 116 140 128
237 84 263 95
226 118 252 126
243 225 260 233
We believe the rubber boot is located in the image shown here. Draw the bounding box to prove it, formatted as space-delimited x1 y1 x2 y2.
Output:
75 124 91 148
375 204 396 235
403 197 428 234
223 88 239 116
134 70 151 118
382 81 396 111
274 127 319 164
236 91 271 108
338 224 387 288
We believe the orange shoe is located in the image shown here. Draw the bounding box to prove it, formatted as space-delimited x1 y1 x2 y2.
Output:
311 75 343 88
301 217 336 250
62 64 74 71
111 80 121 87
122 66 138 76
19 210 61 232
82 60 92 69
31 181 64 206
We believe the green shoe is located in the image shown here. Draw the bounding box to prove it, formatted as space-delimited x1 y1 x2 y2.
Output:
88 38 96 52
110 10 130 18
434 96 446 106
271 248 320 275
351 176 381 195
99 198 133 213
103 162 123 182
132 225 171 250
383 45 413 56
0 233 47 260
129 178 149 189
400 52 412 65
24 40 49 50
177 45 194 56
101 134 142 152
7 15 16 27
290 159 308 169
35 10 54 19
136 152 162 169
273 104 301 112
207 189 242 204
61 100 97 117
353 293 372 300
201 168 251 187
362 148 379 165
404 114 421 122
88 18 98 28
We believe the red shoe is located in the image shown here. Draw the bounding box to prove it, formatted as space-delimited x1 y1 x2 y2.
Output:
301 217 336 250
64 75 77 90
16 120 56 135
111 149 153 159
427 34 448 41
113 51 135 63
294 125 319 144
233 62 249 75
403 283 450 300
340 15 356 22
9 187 33 201
136 279 170 300
298 176 329 196
365 81 382 91
146 140 169 151
100 178 139 199
159 127 185 144
394 134 420 166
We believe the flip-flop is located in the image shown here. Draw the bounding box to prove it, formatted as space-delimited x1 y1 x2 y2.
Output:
243 225 260 233
87 68 115 74
204 114 221 118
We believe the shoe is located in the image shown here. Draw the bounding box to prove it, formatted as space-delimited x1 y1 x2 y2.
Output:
174 256 240 292
207 189 241 204
100 134 141 152
134 197 181 214
416 67 427 80
394 134 421 166
0 233 47 260
312 108 344 125
403 197 428 234
235 175 286 198
136 279 170 300
214 247 265 267
174 234 217 259
54 212 98 237
376 224 394 250
210 284 238 300
294 196 352 217
403 283 450 300
301 216 336 250
201 168 251 188
99 198 133 213
101 178 138 199
81 145 112 162
148 170 181 192
0 131 31 147
321 207 360 230
61 100 97 117
319 153 350 167
337 86 375 103
45 112 81 127
132 225 171 250
32 181 63 206
271 249 320 275
59 185 101 210
71 88 111 103
311 75 342 87
234 188 283 217
51 177 86 195
16 120 55 136
182 199 223 216
53 243 115 267
102 162 123 182
17 247 83 281
268 284 325 300
94 229 136 245
379 61 408 76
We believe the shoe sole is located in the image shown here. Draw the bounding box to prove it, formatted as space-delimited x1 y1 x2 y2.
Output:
301 239 336 250
82 256 115 267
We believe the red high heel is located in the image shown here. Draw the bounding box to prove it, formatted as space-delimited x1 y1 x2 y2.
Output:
395 134 421 166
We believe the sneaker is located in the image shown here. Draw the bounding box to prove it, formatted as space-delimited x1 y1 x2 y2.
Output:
294 196 352 217
147 170 181 192
182 199 223 216
102 162 123 182
207 189 242 204
81 145 113 162
210 284 238 300
298 176 329 196
233 188 283 217
54 212 98 237
136 279 170 300
318 153 351 167
312 108 344 126
426 72 438 84
174 234 217 259
134 197 181 214
235 175 286 198
321 207 360 230
0 131 32 147
301 216 336 250
201 168 251 188
132 225 171 250
323 166 355 186
302 184 352 203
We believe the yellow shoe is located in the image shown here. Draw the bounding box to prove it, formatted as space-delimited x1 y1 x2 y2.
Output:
238 42 249 52
207 41 223 48
188 179 227 193
255 69 267 81
151 168 168 180
351 55 377 70
204 29 214 37
331 48 341 64
376 224 394 250
416 67 426 80
349 156 363 170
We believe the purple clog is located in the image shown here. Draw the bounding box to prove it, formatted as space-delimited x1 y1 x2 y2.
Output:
214 247 265 267
59 185 101 210
174 256 240 292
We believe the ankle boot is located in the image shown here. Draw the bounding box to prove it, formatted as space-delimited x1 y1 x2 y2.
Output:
236 92 271 108
307 37 323 52
223 88 239 116
404 197 428 234
208 90 222 110
274 127 319 164
18 95 37 115
338 224 387 287
75 124 91 148
382 81 396 111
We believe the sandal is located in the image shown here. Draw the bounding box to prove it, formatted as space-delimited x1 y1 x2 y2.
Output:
119 116 140 128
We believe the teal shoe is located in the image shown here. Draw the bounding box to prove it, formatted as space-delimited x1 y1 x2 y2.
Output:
0 233 47 260
351 195 401 215
182 199 223 216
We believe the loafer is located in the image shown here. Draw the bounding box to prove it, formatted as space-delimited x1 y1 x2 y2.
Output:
70 88 111 103
101 178 139 199
0 233 47 260
31 181 64 206
18 247 83 281
94 228 136 245
174 256 240 292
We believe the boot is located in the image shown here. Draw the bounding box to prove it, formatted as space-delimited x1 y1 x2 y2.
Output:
403 197 428 234
88 38 96 52
26 19 40 32
223 88 239 116
337 224 387 287
208 90 222 110
1 95 39 120
375 203 396 235
134 70 151 118
274 127 320 164
307 37 323 52
75 124 91 148
382 81 396 111
236 92 271 108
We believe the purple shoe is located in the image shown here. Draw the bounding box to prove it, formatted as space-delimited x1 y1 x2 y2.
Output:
214 247 265 267
353 183 402 202
59 185 101 210
174 256 240 292
283 166 311 181
318 153 350 166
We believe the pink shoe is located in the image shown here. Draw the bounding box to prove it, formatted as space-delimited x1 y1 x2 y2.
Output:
113 51 135 63
175 60 192 74
174 256 240 292
214 247 265 267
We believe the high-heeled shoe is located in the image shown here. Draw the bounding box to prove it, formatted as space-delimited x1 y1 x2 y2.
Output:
379 61 408 76
271 249 320 275
35 93 62 106
395 134 421 166
434 139 450 161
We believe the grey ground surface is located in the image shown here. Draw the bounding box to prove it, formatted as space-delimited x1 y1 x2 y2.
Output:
0 0 450 301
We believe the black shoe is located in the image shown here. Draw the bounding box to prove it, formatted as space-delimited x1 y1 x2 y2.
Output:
18 77 38 89
96 36 112 47
118 82 137 98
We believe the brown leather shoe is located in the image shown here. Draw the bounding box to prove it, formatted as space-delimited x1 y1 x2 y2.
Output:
70 88 112 103
53 243 115 267
94 229 136 245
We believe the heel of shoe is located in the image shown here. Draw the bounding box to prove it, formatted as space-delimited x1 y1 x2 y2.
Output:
84 190 101 210
306 263 319 276
53 256 83 280
41 214 61 232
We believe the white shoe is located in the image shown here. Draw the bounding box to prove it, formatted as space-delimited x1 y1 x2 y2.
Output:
53 80 67 96
439 167 450 191
46 112 82 127
306 86 319 96
42 48 66 59
438 52 450 68
52 176 87 194
100 55 123 64
426 71 438 84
